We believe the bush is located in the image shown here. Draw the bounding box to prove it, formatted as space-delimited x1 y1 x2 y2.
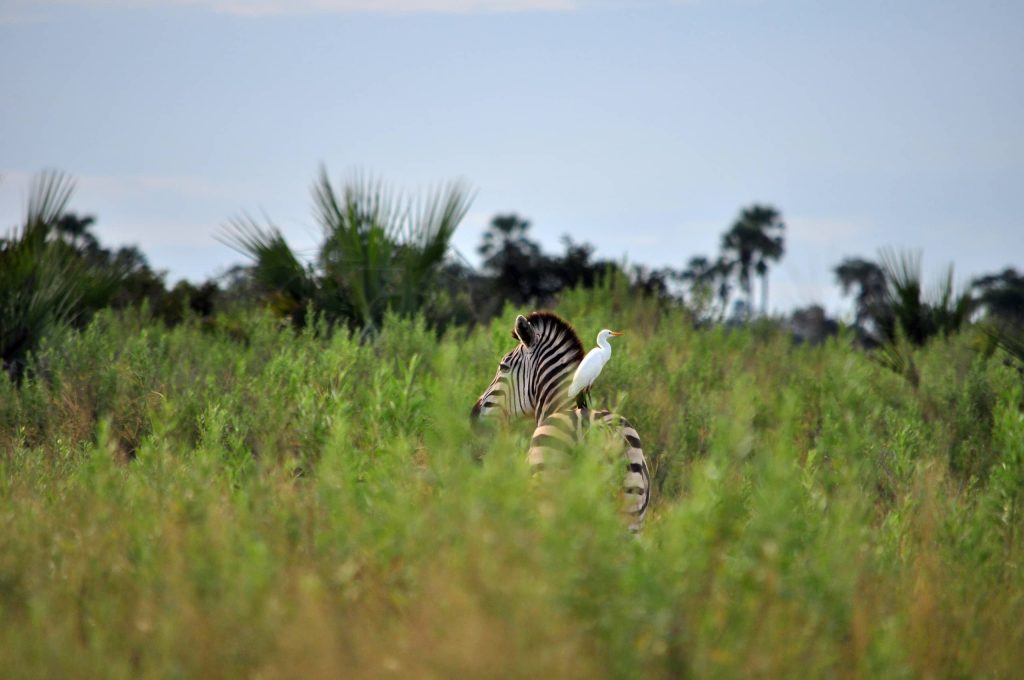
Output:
0 288 1021 677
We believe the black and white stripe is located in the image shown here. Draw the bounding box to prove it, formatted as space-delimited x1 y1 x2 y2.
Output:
527 407 651 530
472 311 652 530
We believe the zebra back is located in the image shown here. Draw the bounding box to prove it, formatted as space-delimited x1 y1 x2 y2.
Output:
528 407 651 531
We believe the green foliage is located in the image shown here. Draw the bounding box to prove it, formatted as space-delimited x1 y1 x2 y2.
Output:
877 249 974 347
0 172 137 380
1 289 1022 677
223 167 474 333
987 323 1024 370
1 172 79 378
0 171 189 380
834 250 978 382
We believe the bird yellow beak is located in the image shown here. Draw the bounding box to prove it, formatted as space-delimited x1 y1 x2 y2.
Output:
610 331 624 336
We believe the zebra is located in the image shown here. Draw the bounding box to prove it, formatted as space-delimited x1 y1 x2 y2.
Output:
470 311 651 530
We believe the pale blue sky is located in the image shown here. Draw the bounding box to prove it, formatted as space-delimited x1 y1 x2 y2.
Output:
2 0 1021 315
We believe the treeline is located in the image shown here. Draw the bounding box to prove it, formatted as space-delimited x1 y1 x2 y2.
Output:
3 169 1023 381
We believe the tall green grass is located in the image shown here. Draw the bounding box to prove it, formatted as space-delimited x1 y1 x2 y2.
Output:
1 288 1022 678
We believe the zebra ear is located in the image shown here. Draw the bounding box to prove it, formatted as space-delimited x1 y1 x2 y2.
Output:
514 315 536 346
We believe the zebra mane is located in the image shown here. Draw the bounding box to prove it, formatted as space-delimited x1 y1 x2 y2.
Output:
522 311 585 363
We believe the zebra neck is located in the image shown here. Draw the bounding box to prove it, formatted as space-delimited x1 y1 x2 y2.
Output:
535 386 576 424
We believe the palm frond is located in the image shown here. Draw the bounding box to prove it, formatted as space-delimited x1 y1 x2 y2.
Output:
219 215 313 320
397 180 474 309
23 170 75 240
878 249 929 344
313 168 400 327
311 167 474 329
2 171 84 377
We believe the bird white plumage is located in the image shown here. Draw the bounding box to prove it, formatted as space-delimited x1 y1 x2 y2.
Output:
567 329 623 399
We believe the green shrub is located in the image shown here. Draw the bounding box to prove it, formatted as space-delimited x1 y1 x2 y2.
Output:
0 289 1021 677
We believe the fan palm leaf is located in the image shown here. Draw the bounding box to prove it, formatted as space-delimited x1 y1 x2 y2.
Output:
219 215 314 323
877 249 974 346
2 171 86 377
313 167 473 330
226 167 473 332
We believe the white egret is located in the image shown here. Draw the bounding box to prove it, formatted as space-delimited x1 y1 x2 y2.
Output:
568 329 623 403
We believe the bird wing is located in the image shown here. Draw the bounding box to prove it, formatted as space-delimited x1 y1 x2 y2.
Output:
568 348 604 398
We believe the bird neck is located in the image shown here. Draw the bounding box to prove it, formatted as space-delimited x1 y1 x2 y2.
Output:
597 336 612 355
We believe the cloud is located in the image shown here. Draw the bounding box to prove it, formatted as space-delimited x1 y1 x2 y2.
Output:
46 0 581 16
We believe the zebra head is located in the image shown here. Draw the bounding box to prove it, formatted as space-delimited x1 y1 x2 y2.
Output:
471 312 585 424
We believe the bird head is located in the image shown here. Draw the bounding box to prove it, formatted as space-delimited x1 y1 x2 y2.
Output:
598 329 624 342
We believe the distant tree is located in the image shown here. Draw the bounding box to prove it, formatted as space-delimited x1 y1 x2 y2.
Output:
629 265 680 303
834 257 887 337
721 205 785 316
680 255 715 297
155 280 221 326
788 304 839 345
478 214 554 304
554 236 625 294
478 214 537 262
971 267 1024 370
972 267 1024 326
478 216 650 308
555 237 601 289
55 213 99 253
48 210 171 315
424 258 497 330
680 254 730 315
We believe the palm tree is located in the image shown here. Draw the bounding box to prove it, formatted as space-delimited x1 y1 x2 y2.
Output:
222 166 474 333
680 255 713 291
55 213 99 253
876 249 973 346
680 255 713 304
721 205 785 316
858 250 973 383
220 214 315 326
2 172 74 378
1 172 132 379
834 257 887 336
